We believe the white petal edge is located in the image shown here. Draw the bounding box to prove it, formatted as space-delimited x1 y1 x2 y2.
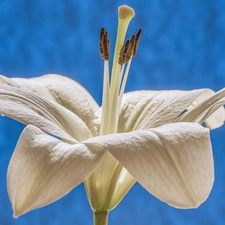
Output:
0 75 53 99
118 89 212 132
0 74 99 136
177 88 225 129
196 98 225 129
7 125 105 217
0 84 92 142
85 122 214 209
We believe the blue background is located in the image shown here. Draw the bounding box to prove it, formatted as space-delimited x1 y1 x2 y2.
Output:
0 0 225 224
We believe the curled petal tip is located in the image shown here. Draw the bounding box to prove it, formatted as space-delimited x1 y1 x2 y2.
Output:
13 214 19 219
13 209 22 219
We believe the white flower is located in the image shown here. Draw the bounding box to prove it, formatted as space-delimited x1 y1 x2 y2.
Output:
0 5 224 222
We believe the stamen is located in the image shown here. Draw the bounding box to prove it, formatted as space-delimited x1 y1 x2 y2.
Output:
100 28 110 61
100 28 110 134
133 29 142 56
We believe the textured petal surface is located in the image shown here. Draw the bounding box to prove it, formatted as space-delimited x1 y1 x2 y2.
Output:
0 84 92 142
0 74 99 135
118 89 210 132
177 88 225 129
85 123 214 208
7 125 105 217
0 75 53 99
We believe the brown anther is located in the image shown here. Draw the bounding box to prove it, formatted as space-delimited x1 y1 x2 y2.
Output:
125 35 136 62
118 40 129 65
118 29 142 65
100 28 110 60
133 28 142 56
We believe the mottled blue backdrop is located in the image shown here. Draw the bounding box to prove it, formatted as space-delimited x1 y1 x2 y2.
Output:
0 0 225 225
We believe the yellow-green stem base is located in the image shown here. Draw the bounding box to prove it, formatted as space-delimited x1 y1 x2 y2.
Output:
94 211 109 225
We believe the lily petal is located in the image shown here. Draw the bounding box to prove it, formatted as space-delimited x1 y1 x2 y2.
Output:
0 74 99 135
85 123 214 208
197 98 225 128
0 84 92 142
0 75 53 99
177 88 225 129
118 89 211 132
7 125 105 217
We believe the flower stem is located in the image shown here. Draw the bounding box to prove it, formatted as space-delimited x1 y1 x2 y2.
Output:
94 211 109 225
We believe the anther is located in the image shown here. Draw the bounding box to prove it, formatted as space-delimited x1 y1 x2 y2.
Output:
118 40 129 65
133 28 142 56
118 33 138 65
125 35 136 62
100 28 110 60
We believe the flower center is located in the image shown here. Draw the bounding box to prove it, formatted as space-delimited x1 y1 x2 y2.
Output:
99 5 142 135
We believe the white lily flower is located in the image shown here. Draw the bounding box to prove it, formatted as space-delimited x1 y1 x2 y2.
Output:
0 5 224 225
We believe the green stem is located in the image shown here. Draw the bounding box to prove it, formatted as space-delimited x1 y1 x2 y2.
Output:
94 211 109 225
